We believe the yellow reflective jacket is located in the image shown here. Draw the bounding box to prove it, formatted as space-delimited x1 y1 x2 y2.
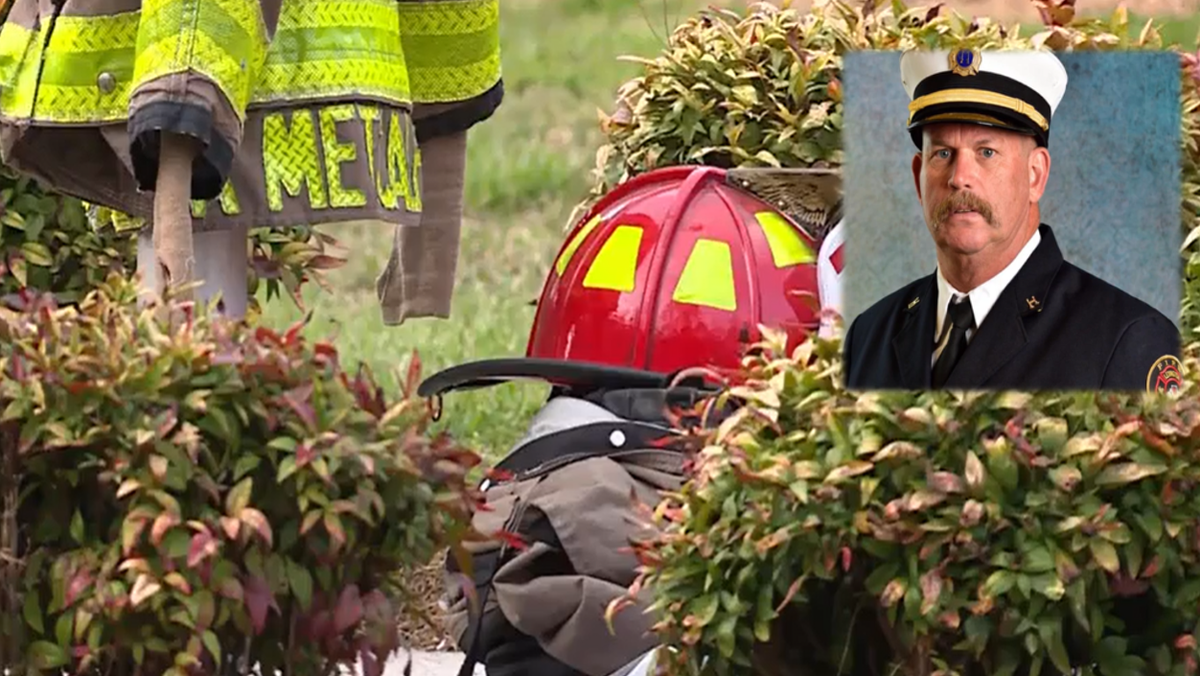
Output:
0 0 502 233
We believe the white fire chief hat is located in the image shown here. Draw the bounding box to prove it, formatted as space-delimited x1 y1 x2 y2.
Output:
900 47 1069 149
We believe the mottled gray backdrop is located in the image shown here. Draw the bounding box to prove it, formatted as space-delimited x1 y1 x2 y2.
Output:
841 50 1182 327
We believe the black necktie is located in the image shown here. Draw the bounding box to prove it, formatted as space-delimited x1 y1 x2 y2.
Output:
932 296 975 388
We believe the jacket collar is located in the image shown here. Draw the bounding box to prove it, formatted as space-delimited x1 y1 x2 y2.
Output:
890 224 1064 389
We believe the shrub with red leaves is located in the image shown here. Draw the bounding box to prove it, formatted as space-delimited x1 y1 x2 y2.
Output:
0 274 481 676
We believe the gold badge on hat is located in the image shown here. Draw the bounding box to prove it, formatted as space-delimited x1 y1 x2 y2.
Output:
948 47 982 76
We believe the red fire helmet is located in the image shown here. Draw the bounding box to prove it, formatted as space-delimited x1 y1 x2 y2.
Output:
525 165 823 375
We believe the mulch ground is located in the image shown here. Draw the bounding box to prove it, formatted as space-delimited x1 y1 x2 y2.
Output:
399 549 460 652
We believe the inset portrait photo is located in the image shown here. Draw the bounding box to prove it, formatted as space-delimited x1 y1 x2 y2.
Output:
839 48 1183 394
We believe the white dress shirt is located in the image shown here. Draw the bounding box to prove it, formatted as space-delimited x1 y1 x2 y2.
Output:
932 229 1042 365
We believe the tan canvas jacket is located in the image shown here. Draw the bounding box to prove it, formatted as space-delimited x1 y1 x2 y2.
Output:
443 396 688 676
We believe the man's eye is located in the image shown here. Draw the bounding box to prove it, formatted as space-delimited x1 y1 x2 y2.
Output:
935 149 951 159
981 148 996 158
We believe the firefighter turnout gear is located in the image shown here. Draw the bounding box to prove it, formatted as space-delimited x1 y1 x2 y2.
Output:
0 0 502 236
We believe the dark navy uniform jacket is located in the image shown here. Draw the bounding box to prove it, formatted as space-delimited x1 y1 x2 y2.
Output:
842 225 1181 392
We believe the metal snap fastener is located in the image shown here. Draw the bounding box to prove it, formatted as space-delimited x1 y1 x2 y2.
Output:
97 72 116 94
609 430 626 448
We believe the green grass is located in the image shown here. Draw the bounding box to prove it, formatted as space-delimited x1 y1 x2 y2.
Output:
261 0 1200 461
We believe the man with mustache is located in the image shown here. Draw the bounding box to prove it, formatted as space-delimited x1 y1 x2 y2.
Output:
842 48 1182 392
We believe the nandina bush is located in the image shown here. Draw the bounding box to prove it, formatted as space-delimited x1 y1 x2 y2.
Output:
625 333 1200 676
599 1 1200 675
0 275 481 675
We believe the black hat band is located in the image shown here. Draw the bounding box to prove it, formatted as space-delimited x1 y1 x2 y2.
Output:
909 70 1053 133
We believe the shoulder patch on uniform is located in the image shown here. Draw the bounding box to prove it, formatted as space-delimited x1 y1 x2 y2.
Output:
1147 355 1183 395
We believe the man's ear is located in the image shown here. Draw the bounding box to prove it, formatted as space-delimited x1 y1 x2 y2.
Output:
911 151 924 202
1028 145 1051 202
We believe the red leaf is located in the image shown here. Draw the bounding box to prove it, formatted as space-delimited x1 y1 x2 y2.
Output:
324 513 346 552
296 443 316 467
151 512 178 546
333 585 364 634
9 353 25 382
306 609 333 641
492 529 527 551
243 575 278 636
313 342 340 369
1176 635 1197 651
774 575 805 613
485 467 515 483
187 530 218 568
217 577 244 602
361 648 381 676
154 406 179 440
1142 556 1161 578
308 254 347 270
840 546 852 572
281 383 317 430
283 318 306 347
254 326 283 348
240 508 274 548
403 350 422 399
64 569 93 608
221 516 241 541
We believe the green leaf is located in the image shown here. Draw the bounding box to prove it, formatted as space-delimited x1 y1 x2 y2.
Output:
233 455 261 481
287 560 314 612
278 456 298 483
865 562 900 594
1094 462 1166 486
54 612 72 649
1022 545 1055 573
202 630 221 664
23 588 43 634
28 640 68 669
20 241 53 266
70 509 84 544
1125 536 1144 579
715 613 738 658
1133 511 1164 542
964 615 991 656
1037 615 1072 674
226 477 253 516
1089 539 1120 573
162 529 191 559
982 570 1016 598
1030 573 1065 601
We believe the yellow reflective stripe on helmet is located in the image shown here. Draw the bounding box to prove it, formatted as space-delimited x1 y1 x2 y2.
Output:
134 0 269 118
398 0 501 103
256 0 410 106
555 213 602 276
673 239 737 311
583 225 642 292
755 211 814 268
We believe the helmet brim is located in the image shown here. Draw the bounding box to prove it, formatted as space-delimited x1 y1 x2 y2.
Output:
417 357 672 398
